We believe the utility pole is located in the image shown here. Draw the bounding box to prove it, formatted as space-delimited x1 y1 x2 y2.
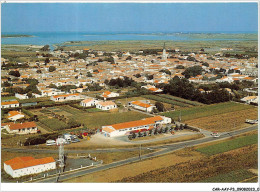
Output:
139 144 141 160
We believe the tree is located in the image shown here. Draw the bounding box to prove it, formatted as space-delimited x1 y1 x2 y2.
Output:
159 69 171 75
202 62 209 67
182 65 203 78
36 69 42 73
40 45 50 51
49 66 56 72
126 56 132 60
155 102 165 112
134 73 141 78
45 58 50 65
175 65 185 69
9 70 20 77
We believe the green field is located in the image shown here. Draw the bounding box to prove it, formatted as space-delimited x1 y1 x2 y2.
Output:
1 96 17 101
73 111 150 129
142 95 190 107
196 134 258 156
200 169 256 183
38 118 69 131
158 94 203 106
31 105 150 130
161 102 254 121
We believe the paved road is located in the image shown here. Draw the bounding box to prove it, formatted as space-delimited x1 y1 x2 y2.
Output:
32 125 257 183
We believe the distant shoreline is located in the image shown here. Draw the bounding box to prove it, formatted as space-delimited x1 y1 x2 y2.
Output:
2 34 34 38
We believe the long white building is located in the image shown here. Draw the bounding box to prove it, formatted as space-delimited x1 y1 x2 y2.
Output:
102 116 171 137
4 156 56 178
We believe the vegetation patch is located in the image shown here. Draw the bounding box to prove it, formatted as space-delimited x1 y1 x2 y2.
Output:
200 169 256 183
196 134 257 156
161 102 254 122
117 144 257 183
185 108 258 132
142 95 190 107
158 94 203 106
38 118 70 131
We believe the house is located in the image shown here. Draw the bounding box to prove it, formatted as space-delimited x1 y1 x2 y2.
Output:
80 98 99 107
101 91 119 100
129 100 155 113
6 122 38 134
1 100 20 109
141 85 163 93
15 93 29 100
241 96 258 104
102 116 171 137
4 156 56 178
8 111 25 121
96 101 117 111
50 93 81 102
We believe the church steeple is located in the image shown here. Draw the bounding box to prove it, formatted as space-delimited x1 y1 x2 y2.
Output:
162 42 167 60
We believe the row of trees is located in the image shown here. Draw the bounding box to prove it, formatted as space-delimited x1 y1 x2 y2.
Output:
105 76 135 88
161 76 233 104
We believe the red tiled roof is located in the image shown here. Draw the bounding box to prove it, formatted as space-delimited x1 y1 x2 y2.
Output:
98 101 116 106
9 122 37 130
107 116 163 130
1 100 19 106
131 101 152 108
52 93 79 99
4 156 55 170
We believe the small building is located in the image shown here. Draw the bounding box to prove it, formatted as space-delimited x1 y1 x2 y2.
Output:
96 101 117 111
1 100 20 109
8 111 25 121
101 91 119 100
4 156 56 178
102 116 171 137
130 100 155 113
80 98 99 107
50 93 81 102
241 96 258 104
6 122 38 134
15 93 29 100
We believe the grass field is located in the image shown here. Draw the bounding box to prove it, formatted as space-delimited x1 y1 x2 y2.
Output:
118 144 257 183
58 39 257 53
200 169 256 183
142 95 191 107
185 108 258 132
157 94 204 106
162 101 256 121
196 134 257 156
31 105 150 130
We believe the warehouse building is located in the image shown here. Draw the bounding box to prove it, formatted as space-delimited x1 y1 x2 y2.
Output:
102 116 171 137
4 156 56 178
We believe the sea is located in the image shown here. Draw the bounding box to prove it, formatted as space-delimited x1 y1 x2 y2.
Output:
1 31 257 49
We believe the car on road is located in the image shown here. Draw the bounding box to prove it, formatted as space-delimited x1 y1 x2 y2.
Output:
211 132 220 138
245 119 258 124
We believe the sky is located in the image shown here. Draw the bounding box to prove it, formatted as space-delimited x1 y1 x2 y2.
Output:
1 3 258 33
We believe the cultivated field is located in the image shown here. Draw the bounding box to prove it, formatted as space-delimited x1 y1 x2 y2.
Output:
59 39 257 53
185 108 258 132
31 105 150 130
162 102 257 131
117 133 258 183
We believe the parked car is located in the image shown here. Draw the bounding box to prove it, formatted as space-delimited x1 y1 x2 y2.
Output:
46 139 56 146
71 139 80 143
